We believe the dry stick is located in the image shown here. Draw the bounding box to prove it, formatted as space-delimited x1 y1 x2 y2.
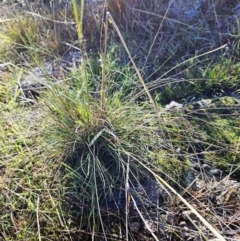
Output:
107 10 174 154
101 6 108 111
25 11 75 24
106 11 157 114
131 196 159 241
134 160 227 241
36 195 41 241
125 156 130 241
0 18 17 23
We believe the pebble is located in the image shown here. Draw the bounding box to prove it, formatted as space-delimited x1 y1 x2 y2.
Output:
210 169 222 178
192 163 201 171
202 163 211 171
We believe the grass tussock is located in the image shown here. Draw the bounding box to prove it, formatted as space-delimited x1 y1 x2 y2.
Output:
1 0 240 240
0 2 77 63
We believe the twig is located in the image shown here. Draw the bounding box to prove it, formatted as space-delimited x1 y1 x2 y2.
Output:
106 11 157 114
100 5 108 112
125 156 130 241
131 196 159 241
135 160 227 241
36 195 41 241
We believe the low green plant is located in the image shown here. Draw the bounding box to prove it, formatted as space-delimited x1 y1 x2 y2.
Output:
0 14 46 62
153 57 240 105
1 0 240 240
0 102 65 240
42 75 190 238
0 3 78 63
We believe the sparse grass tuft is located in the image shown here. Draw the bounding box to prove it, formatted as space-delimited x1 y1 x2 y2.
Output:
153 58 240 105
0 14 50 62
0 2 77 63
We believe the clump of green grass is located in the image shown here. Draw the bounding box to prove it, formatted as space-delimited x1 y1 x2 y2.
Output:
41 77 191 239
1 0 240 240
0 67 190 240
0 3 78 63
151 57 240 105
0 14 48 62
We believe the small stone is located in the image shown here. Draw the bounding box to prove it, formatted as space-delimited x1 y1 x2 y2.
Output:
179 221 186 227
210 169 222 178
166 101 183 109
194 139 201 143
192 163 201 171
176 147 181 153
209 192 217 204
202 163 211 171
